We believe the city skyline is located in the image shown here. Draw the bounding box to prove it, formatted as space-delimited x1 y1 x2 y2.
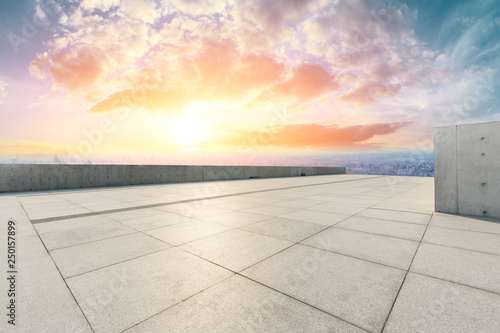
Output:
0 0 499 166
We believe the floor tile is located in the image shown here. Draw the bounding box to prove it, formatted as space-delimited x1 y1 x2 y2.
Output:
384 273 500 333
308 202 367 215
67 248 233 333
51 233 170 278
241 204 300 217
124 275 364 333
10 255 92 333
119 212 187 231
181 229 292 272
430 213 500 234
39 221 135 250
279 209 349 226
144 219 231 246
204 211 270 227
34 215 116 234
103 208 165 221
241 217 326 242
273 199 323 209
336 216 427 241
242 244 406 333
423 226 500 255
302 228 419 270
410 243 500 294
357 208 430 225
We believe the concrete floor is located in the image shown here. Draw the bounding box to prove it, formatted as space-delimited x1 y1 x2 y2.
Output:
1 174 500 332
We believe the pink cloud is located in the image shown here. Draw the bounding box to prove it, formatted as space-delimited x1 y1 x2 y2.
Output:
214 121 414 149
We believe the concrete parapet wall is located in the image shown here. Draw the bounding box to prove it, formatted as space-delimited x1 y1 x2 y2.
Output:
434 121 500 218
0 164 346 192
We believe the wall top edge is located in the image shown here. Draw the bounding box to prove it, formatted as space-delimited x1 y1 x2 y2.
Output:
0 164 345 168
434 120 500 130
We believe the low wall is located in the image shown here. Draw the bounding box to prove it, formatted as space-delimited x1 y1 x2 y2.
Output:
0 164 346 192
434 121 500 218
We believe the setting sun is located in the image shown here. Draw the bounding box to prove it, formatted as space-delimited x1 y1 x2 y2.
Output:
171 115 207 152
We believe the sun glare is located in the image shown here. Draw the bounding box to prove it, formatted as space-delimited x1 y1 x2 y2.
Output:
171 115 207 151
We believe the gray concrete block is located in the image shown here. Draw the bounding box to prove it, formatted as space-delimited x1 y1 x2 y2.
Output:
458 167 500 217
185 165 204 182
0 164 346 192
168 165 186 183
457 121 500 169
434 125 458 214
435 121 500 218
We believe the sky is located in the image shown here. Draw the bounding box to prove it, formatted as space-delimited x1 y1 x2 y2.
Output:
0 0 499 164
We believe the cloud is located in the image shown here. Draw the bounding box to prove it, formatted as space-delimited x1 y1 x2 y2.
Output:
88 89 190 114
119 0 160 24
26 0 470 132
0 80 8 99
339 81 401 106
213 121 414 149
80 0 120 12
273 64 338 99
0 141 67 155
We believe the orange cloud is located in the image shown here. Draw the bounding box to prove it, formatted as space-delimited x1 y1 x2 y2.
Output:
88 89 190 113
273 64 338 99
339 81 402 106
213 121 414 149
0 142 67 155
86 41 289 113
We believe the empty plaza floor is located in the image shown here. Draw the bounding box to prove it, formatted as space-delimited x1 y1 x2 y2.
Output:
1 174 500 332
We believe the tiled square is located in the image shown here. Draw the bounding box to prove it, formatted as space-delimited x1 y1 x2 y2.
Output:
13 255 93 333
423 226 500 256
430 213 500 234
119 212 187 230
411 243 500 294
181 229 292 272
67 248 233 333
357 208 430 225
39 221 135 250
124 275 364 333
308 202 367 215
241 204 299 217
103 208 165 221
279 209 349 226
26 207 93 220
242 244 406 333
336 216 427 241
158 202 232 218
51 233 170 278
241 217 326 242
144 219 231 245
384 273 500 333
204 211 270 227
302 227 419 269
273 199 322 209
34 215 115 234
